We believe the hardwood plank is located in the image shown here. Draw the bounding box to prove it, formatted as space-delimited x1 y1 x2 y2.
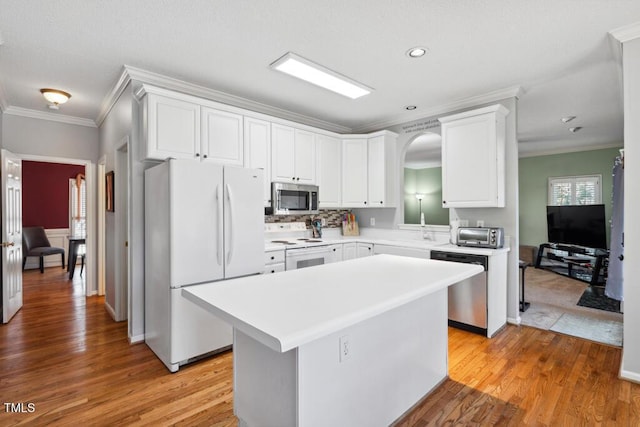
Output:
2 268 640 426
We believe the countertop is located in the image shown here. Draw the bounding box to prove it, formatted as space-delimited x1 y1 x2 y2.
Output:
183 254 483 353
265 235 510 256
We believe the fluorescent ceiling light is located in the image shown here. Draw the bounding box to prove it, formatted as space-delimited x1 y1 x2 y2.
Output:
270 52 373 99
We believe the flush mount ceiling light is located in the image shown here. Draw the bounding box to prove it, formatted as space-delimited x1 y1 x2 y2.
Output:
405 105 417 110
561 116 576 123
270 52 373 99
40 88 71 109
569 126 582 133
406 47 428 58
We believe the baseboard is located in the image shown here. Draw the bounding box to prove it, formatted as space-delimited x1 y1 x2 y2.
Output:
129 334 145 344
507 316 521 325
104 301 117 321
620 368 640 384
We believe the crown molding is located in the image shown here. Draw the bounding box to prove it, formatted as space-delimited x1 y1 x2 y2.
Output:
116 65 352 133
350 86 524 133
609 21 640 43
3 106 97 128
95 67 133 127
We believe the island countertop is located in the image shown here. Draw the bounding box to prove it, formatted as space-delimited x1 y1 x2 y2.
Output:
183 254 483 353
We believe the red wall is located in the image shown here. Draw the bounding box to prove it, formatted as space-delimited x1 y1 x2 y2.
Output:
22 161 85 229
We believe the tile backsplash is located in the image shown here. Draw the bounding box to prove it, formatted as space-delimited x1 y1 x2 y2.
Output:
265 209 351 229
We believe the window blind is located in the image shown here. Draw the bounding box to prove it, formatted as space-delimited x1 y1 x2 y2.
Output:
548 175 601 206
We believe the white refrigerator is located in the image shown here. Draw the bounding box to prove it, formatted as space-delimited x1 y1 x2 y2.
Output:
145 159 264 372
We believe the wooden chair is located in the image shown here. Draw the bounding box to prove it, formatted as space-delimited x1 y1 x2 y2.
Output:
22 227 65 273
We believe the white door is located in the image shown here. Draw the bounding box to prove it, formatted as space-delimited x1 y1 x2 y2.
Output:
171 160 224 285
2 150 23 323
243 117 271 206
342 139 368 207
271 124 295 182
316 134 341 208
367 136 386 206
201 107 244 165
294 129 316 184
224 167 264 279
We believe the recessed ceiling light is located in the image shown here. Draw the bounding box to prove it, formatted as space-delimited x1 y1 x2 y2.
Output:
270 52 373 99
406 47 428 58
405 105 417 110
569 127 582 133
561 116 576 123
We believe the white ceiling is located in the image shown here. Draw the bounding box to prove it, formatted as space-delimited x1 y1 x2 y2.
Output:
1 1 638 160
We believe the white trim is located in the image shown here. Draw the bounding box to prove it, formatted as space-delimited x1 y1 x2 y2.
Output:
95 67 132 127
0 81 8 112
129 334 145 344
122 65 352 133
518 142 623 158
507 316 521 325
104 299 117 321
351 86 523 133
404 161 442 169
4 106 97 128
609 22 640 43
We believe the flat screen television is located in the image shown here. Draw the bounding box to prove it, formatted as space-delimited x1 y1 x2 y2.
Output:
546 204 607 249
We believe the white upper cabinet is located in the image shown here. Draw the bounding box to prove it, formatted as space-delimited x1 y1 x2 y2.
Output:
139 85 245 164
341 138 368 207
271 124 316 184
143 92 200 161
244 117 272 206
367 133 397 207
201 107 243 165
316 134 342 208
439 104 509 208
342 132 397 208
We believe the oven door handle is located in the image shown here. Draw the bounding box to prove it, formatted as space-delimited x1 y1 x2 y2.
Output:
286 246 331 257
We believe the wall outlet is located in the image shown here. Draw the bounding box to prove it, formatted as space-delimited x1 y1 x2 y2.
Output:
477 220 485 227
459 219 469 227
370 217 376 226
321 218 326 226
339 335 351 362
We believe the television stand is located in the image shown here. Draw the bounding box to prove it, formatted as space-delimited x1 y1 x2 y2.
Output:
535 243 608 286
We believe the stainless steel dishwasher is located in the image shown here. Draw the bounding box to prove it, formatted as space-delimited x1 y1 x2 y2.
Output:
430 250 488 336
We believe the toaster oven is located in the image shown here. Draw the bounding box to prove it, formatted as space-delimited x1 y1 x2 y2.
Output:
457 227 504 249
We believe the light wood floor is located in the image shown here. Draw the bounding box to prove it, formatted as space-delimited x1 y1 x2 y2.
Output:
1 268 639 426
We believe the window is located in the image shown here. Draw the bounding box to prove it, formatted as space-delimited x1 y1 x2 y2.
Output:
548 175 601 206
69 178 87 237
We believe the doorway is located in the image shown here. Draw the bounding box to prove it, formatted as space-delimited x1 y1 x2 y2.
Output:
19 154 96 296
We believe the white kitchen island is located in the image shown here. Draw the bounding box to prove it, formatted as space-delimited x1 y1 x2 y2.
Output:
183 254 483 427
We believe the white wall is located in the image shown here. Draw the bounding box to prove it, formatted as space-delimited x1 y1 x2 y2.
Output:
2 114 98 161
620 36 640 382
98 85 136 334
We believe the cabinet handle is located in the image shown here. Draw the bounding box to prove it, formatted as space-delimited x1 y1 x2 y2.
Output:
270 256 275 260
195 153 200 157
443 200 447 204
271 270 275 273
379 201 383 205
619 254 624 261
333 248 336 252
296 177 300 181
292 177 296 181
203 154 208 159
364 201 367 205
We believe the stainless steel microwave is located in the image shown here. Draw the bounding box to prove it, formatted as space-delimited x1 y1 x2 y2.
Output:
271 182 319 215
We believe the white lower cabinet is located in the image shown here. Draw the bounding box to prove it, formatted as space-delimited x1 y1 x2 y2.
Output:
264 249 285 274
357 242 374 257
342 243 357 261
327 244 343 263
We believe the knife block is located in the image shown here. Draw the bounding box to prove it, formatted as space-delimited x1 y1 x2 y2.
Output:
342 221 359 236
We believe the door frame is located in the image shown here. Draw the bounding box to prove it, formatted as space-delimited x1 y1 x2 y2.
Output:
19 154 96 296
114 138 130 321
97 156 106 296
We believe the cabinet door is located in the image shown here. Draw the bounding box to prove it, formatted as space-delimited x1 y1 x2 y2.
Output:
343 243 357 261
201 107 244 165
294 129 316 184
271 124 296 182
356 242 374 257
316 134 342 208
244 117 272 206
367 135 386 207
328 244 343 263
146 94 200 160
341 139 368 207
440 105 507 208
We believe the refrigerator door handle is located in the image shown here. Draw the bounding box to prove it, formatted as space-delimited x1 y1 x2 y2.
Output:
216 184 223 266
226 183 234 265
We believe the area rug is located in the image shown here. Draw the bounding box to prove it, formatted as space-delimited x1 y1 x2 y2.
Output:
577 287 621 313
550 313 623 347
